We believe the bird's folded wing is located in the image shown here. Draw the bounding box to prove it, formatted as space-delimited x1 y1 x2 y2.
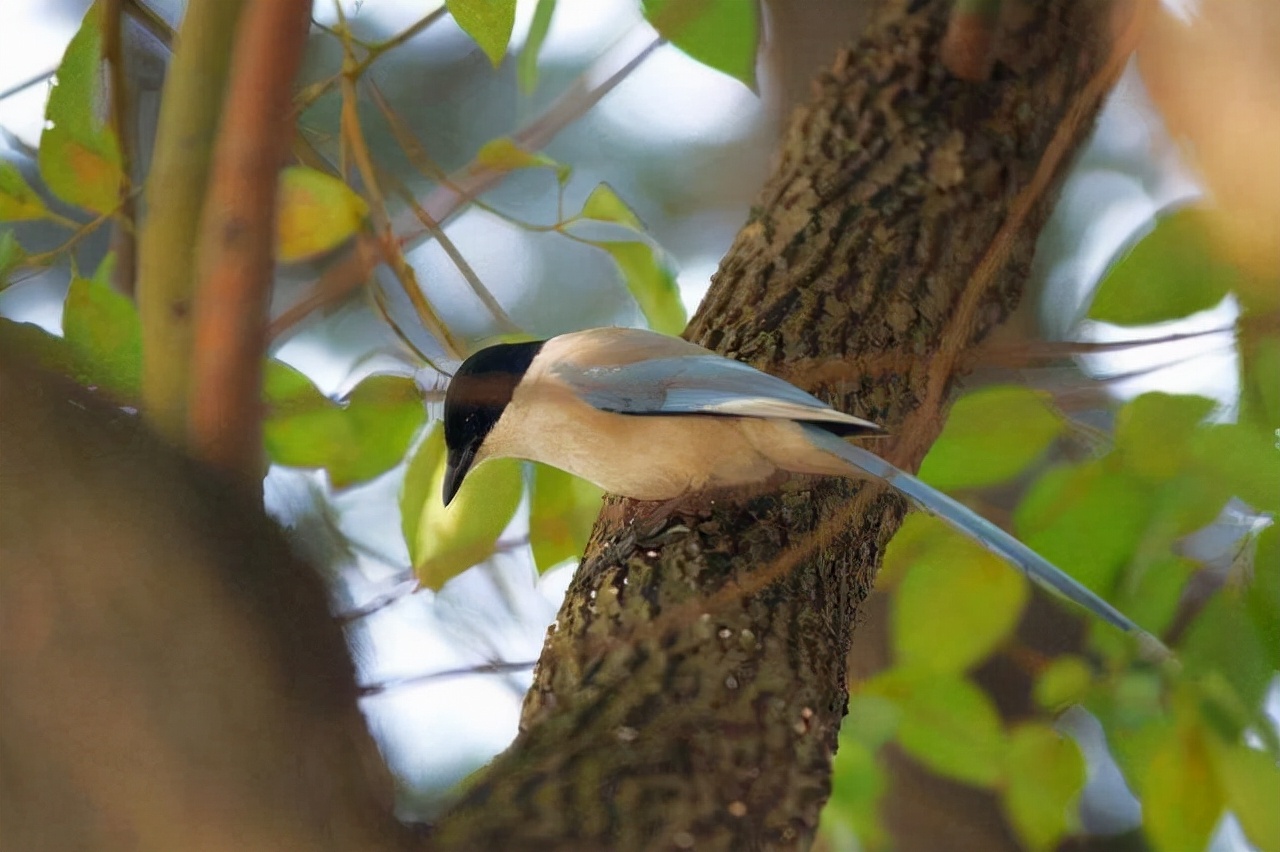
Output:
557 355 880 431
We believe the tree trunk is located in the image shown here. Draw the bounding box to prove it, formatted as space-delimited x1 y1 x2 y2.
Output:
430 1 1136 849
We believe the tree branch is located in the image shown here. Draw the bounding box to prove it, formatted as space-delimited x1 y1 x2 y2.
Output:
187 0 311 483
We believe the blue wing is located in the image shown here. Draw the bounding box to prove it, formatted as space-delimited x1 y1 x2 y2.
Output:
555 354 881 433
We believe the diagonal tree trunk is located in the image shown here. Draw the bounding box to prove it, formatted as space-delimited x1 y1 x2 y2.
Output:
430 1 1138 849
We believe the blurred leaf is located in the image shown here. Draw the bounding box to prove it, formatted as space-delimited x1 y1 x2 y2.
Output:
447 0 517 66
578 182 645 231
529 463 602 572
1112 555 1196 638
590 239 686 335
0 317 76 375
1190 422 1280 512
0 161 50 222
1182 587 1277 724
1089 207 1237 326
1142 723 1224 852
878 511 939 588
1033 655 1094 711
822 734 887 851
62 257 140 400
919 385 1064 491
1015 462 1152 595
1001 724 1086 852
0 230 25 288
38 3 123 214
1146 470 1232 542
517 0 556 94
1247 523 1280 671
401 423 523 590
891 515 1028 673
264 371 425 489
1240 334 1280 430
276 166 369 263
642 0 759 89
1114 392 1215 481
473 137 569 186
1212 742 1280 851
1086 670 1170 784
845 693 901 750
866 670 1005 787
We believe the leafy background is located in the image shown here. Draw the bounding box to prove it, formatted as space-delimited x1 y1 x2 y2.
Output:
0 1 1277 849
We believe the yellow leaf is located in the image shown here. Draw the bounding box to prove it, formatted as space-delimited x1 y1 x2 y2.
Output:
276 166 369 263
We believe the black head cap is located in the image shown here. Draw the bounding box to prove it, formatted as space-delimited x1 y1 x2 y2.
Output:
441 340 546 505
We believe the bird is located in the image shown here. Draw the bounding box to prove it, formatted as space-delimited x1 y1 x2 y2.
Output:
441 326 1170 661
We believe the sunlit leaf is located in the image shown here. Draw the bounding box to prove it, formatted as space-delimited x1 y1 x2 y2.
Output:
1033 655 1094 711
1015 462 1151 595
642 0 759 89
447 0 517 66
1213 742 1280 851
1142 723 1224 852
517 0 556 94
1190 422 1280 512
38 3 124 214
0 161 50 222
529 463 602 572
473 137 566 183
0 230 25 289
276 166 369 263
1114 392 1215 481
591 239 686 335
918 385 1064 490
264 371 425 489
401 423 523 589
891 515 1028 673
866 670 1005 787
1001 724 1085 852
1089 207 1238 326
578 182 645 232
62 256 140 400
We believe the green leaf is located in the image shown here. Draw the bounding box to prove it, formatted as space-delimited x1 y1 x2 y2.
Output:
891 515 1028 673
447 0 517 66
1015 462 1151 595
264 371 426 489
845 693 901 750
866 670 1005 787
1085 670 1170 783
38 3 124 214
400 422 523 590
591 239 686 335
642 0 759 89
1001 724 1086 852
1142 723 1224 852
1181 588 1277 724
1247 523 1280 671
1240 334 1280 430
822 734 888 851
1111 555 1196 638
517 0 556 94
1089 207 1238 325
0 161 50 222
529 463 603 572
1190 422 1280 512
1212 743 1280 852
62 258 141 400
473 137 566 182
276 166 369 263
0 230 26 289
918 385 1064 490
578 182 645 232
1114 392 1215 481
1033 655 1094 711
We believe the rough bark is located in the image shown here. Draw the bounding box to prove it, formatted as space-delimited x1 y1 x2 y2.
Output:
430 1 1135 850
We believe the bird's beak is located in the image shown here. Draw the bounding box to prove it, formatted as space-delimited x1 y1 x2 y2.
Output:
442 442 478 506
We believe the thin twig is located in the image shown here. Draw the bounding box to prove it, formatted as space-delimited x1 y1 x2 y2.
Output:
358 660 538 697
0 67 55 103
103 0 138 295
188 0 313 483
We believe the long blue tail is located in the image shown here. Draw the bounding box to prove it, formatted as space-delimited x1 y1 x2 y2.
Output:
803 426 1172 663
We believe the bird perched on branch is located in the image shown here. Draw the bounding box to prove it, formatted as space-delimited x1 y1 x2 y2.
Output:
442 326 1170 661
